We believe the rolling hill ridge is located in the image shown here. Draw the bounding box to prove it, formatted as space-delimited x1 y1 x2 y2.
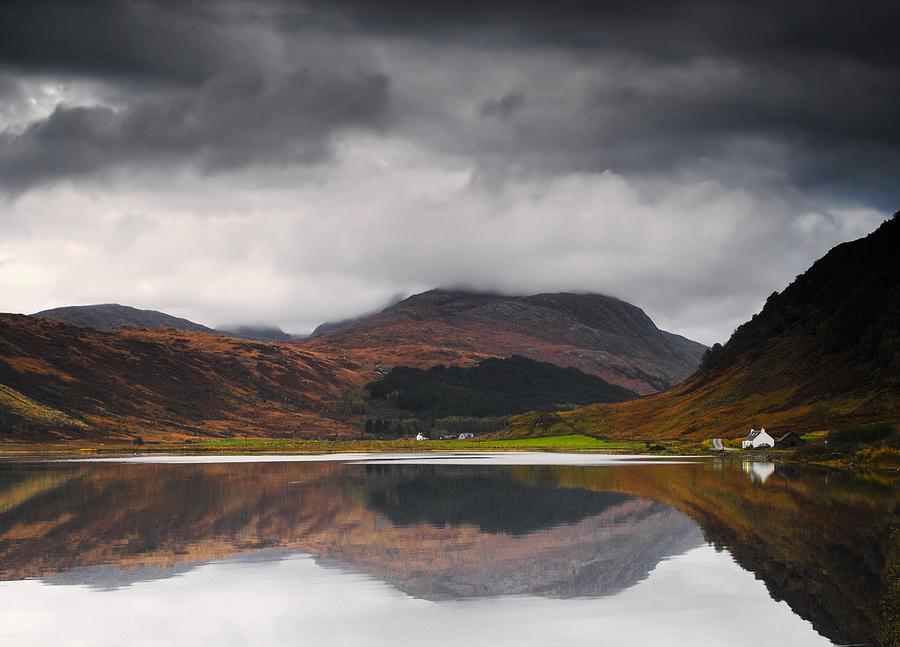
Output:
301 290 707 395
33 304 215 333
32 304 294 343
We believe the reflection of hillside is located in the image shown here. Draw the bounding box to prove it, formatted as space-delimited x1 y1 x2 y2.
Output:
0 462 701 601
354 464 704 598
0 460 896 644
364 464 633 534
527 462 899 646
357 499 702 600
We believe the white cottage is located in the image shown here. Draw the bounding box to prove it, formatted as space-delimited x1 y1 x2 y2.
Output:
741 427 775 449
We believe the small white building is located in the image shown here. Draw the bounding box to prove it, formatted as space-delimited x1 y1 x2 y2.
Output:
741 427 775 449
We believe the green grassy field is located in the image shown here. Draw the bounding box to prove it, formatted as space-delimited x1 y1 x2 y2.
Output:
195 433 650 451
468 434 647 449
0 433 675 455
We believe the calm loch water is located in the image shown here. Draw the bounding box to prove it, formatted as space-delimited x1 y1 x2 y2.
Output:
0 453 897 646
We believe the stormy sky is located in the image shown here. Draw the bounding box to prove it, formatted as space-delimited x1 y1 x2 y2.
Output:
1 1 897 344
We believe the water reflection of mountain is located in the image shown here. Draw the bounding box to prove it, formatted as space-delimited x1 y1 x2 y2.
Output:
0 462 702 602
542 462 900 647
361 465 703 598
364 464 633 534
0 460 896 644
367 501 702 600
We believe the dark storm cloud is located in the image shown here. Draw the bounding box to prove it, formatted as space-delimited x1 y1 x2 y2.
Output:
0 1 396 191
480 56 900 202
0 0 239 84
1 0 898 205
293 0 900 67
0 68 390 191
289 0 900 206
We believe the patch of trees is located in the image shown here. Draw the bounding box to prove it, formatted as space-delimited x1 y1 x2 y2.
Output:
364 417 430 438
433 415 507 436
828 423 897 447
362 415 507 439
365 355 636 418
699 342 725 372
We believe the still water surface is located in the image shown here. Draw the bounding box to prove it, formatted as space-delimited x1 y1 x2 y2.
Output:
0 453 896 646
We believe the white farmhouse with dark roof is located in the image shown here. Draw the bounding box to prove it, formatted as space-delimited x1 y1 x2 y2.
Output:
741 428 775 449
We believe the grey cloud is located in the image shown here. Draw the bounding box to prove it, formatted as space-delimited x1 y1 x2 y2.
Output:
0 74 25 125
291 0 900 69
0 74 20 99
0 1 898 206
481 93 525 119
0 68 390 191
0 0 245 84
2 162 885 345
404 51 899 207
291 0 900 206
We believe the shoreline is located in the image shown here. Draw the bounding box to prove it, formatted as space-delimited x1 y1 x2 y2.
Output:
0 437 896 471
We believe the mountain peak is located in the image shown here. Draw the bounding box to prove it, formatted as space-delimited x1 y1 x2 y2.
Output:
303 289 706 394
32 304 213 333
31 304 295 342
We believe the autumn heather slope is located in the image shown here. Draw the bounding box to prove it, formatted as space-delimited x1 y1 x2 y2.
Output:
0 315 363 441
303 290 707 395
1 290 704 441
504 213 900 440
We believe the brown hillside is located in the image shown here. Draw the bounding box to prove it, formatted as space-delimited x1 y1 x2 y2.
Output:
0 289 707 441
0 314 366 441
301 290 706 395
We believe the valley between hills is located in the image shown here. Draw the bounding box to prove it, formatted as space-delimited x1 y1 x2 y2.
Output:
0 214 898 459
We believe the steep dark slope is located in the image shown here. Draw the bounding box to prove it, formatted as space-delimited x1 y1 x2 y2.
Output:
699 212 900 393
506 213 900 439
302 290 707 394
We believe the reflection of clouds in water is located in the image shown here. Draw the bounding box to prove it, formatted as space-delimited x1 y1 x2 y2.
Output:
42 550 295 591
0 546 830 647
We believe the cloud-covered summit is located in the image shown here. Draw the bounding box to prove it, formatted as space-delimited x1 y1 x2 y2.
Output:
0 0 895 343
